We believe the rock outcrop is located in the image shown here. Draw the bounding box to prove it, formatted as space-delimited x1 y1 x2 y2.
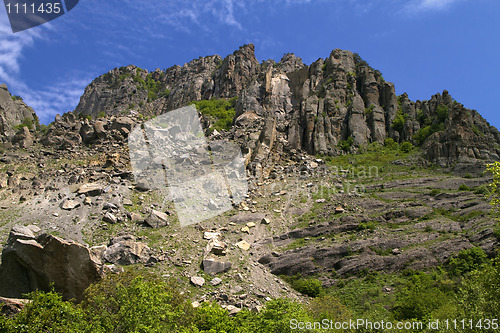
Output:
0 84 37 139
0 225 102 302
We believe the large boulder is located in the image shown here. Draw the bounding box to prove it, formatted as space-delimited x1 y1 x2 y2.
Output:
0 225 102 302
102 235 152 265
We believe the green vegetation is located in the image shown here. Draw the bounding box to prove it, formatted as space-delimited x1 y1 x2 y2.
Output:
97 111 106 118
0 271 321 333
447 247 488 276
458 184 470 191
364 104 374 115
283 275 323 297
436 104 449 123
400 141 413 153
413 103 449 146
338 136 354 152
487 161 500 211
11 95 22 101
191 97 237 132
13 117 34 131
391 109 407 133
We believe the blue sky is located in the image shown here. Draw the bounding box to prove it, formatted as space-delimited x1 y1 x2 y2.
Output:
0 0 499 127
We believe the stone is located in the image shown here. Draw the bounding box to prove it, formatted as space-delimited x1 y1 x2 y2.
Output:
103 212 118 224
77 183 103 196
0 297 29 316
103 235 152 265
246 222 256 228
241 226 250 233
335 206 345 214
210 277 222 286
235 240 251 251
202 258 232 274
130 212 142 223
261 218 271 225
103 202 118 210
191 301 200 308
143 209 169 228
226 305 241 315
190 276 205 287
61 199 80 210
0 226 102 301
11 126 33 149
207 239 227 255
204 231 221 240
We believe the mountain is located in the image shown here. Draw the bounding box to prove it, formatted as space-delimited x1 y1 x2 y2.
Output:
0 45 499 328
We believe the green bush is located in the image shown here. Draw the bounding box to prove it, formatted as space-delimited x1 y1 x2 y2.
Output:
11 95 22 101
429 189 441 196
391 110 406 132
448 247 488 276
192 97 237 132
457 256 500 321
436 104 448 123
82 271 194 332
394 272 453 320
13 117 34 131
493 228 500 241
289 277 323 297
384 138 398 150
458 184 470 191
339 136 354 152
400 141 413 153
473 184 490 195
97 111 106 118
2 290 86 333
414 122 445 146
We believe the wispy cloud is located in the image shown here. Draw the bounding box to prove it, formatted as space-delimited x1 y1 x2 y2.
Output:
405 0 462 13
20 75 93 124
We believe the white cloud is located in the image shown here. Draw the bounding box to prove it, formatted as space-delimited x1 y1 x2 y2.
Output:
405 0 461 12
19 76 92 124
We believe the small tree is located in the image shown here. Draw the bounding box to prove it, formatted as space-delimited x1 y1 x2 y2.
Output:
486 161 500 211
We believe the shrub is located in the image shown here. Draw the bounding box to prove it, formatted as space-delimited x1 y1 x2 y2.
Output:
339 136 354 152
473 184 490 195
284 275 323 297
13 117 34 131
192 97 237 132
391 110 406 132
414 122 445 146
456 256 500 320
11 95 22 101
436 104 448 123
400 141 413 153
97 111 106 118
448 247 488 276
459 184 470 191
307 295 351 322
493 228 500 241
429 189 441 196
2 290 86 332
394 272 452 320
82 271 194 332
384 138 398 150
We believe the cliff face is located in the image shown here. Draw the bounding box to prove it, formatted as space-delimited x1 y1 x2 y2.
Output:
72 44 500 172
0 84 38 139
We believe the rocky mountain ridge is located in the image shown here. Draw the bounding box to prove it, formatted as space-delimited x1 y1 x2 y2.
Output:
71 44 500 174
